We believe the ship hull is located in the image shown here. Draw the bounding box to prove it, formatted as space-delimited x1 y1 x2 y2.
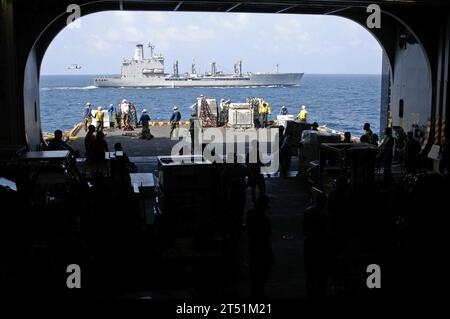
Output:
94 73 303 88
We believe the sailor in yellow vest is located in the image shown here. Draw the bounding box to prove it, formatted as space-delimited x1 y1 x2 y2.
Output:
259 101 271 128
95 106 105 132
296 105 308 122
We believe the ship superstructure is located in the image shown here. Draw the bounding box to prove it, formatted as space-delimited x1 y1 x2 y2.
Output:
95 43 303 88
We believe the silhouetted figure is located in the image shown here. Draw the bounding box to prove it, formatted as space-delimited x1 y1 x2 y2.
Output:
220 154 249 232
343 131 352 143
372 133 379 145
247 142 266 205
404 131 421 174
246 195 274 299
280 134 295 178
442 131 450 174
311 122 319 131
362 123 374 144
395 129 407 162
378 127 394 184
189 112 200 154
360 134 369 143
84 125 96 161
48 130 75 153
111 143 133 195
303 192 329 300
113 143 130 163
91 131 108 163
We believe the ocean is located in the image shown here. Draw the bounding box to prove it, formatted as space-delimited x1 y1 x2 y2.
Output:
40 74 381 138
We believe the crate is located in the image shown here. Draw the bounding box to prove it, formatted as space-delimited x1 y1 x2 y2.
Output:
227 103 254 129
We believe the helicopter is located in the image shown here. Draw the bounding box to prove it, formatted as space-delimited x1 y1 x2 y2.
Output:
67 64 82 70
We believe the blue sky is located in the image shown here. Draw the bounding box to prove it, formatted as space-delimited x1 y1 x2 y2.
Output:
41 11 382 75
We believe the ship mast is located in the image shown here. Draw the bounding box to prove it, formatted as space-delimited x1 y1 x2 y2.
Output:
147 42 155 57
173 60 179 77
191 59 197 74
234 60 242 77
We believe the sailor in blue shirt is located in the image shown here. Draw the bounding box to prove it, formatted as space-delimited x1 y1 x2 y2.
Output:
169 106 181 138
108 103 118 128
138 109 151 127
138 109 153 139
83 102 92 131
280 105 289 115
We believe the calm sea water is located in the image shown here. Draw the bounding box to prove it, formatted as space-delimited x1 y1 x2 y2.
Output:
40 74 381 137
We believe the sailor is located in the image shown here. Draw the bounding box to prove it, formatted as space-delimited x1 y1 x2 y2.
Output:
95 106 105 132
138 109 153 139
280 105 289 115
343 132 352 143
169 106 181 138
259 101 271 128
312 122 319 131
84 124 96 162
220 100 231 126
108 103 118 129
361 123 374 143
83 102 92 131
296 105 308 122
47 129 79 159
189 111 201 154
378 127 394 184
120 99 130 129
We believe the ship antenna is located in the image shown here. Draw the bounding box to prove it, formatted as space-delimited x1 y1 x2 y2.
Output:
147 42 155 57
192 59 196 74
276 64 279 73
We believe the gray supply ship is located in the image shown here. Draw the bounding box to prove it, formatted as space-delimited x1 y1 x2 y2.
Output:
94 43 303 88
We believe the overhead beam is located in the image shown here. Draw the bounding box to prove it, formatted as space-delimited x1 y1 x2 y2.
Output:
276 5 298 14
324 6 351 15
226 3 241 12
174 1 183 11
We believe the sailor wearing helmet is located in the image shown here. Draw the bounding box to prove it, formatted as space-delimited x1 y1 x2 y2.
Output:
280 105 289 115
169 106 182 138
83 102 92 131
139 109 153 139
120 99 130 128
95 106 105 132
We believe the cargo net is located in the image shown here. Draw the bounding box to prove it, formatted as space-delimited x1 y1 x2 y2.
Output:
248 97 262 127
122 102 138 131
199 97 217 127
